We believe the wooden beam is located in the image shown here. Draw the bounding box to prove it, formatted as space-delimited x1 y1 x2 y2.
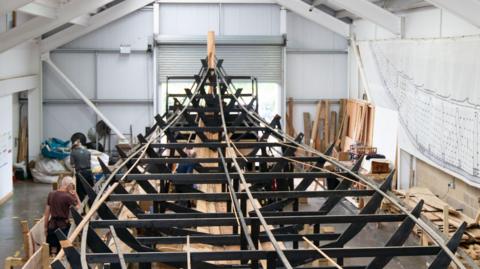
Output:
310 101 322 150
21 221 30 260
207 31 216 70
41 243 49 269
303 112 312 146
286 97 295 137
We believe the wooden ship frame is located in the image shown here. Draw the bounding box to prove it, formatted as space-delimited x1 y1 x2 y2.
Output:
47 33 470 269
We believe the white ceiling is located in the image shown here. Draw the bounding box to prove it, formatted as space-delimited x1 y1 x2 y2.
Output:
304 0 432 22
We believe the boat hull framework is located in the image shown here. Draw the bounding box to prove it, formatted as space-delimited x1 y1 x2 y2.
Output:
50 58 470 269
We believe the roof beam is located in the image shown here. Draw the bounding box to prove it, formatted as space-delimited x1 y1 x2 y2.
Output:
0 0 115 53
17 2 91 26
40 0 153 53
0 75 38 97
70 14 90 26
17 2 56 19
276 0 350 37
0 0 35 14
336 9 355 19
424 0 480 28
157 0 275 3
328 0 402 35
312 0 328 6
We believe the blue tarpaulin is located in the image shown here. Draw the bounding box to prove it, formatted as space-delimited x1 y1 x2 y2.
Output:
41 138 70 159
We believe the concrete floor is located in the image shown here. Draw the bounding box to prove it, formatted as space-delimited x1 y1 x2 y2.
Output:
0 180 51 263
0 181 431 268
304 197 432 268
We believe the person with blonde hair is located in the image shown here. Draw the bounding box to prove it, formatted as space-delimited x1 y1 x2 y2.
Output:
43 176 81 254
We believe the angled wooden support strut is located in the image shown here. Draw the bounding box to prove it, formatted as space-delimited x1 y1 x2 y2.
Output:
366 200 425 269
428 222 468 269
323 170 395 248
54 229 86 269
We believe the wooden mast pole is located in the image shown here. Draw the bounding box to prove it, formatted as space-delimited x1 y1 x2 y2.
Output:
207 31 216 70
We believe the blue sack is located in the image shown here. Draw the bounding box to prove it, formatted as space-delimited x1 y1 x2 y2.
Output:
41 138 71 159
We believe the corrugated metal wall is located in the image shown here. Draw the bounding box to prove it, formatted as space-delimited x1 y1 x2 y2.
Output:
157 45 282 83
41 3 349 145
42 9 153 146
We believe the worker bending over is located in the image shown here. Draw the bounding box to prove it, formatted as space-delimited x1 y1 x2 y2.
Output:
71 139 94 200
175 147 197 207
43 176 81 254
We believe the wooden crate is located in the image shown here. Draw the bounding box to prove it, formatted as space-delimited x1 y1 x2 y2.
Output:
371 160 390 174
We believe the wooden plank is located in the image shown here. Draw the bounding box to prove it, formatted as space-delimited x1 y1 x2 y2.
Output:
194 119 228 265
330 111 337 146
17 115 28 163
310 101 322 149
407 187 459 215
21 221 30 261
443 205 449 236
366 105 375 146
207 31 216 70
303 112 312 146
286 97 295 137
5 257 24 269
109 226 128 269
336 99 348 149
40 243 49 269
354 104 365 142
322 100 329 151
338 99 346 130
0 191 13 206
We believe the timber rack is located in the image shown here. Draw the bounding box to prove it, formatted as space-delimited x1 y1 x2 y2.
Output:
48 33 472 269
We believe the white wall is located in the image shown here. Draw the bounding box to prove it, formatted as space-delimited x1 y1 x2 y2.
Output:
352 7 480 41
42 3 285 145
350 7 480 98
157 4 350 140
0 12 40 201
0 41 40 163
43 9 154 145
158 3 280 35
0 94 13 201
350 6 480 189
41 3 349 149
286 11 348 136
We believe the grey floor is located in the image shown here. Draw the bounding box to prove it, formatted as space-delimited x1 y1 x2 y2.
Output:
0 180 51 263
304 197 432 268
0 181 430 268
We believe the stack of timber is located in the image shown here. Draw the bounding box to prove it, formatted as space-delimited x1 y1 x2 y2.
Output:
295 98 375 157
297 99 340 154
337 99 375 153
382 187 480 267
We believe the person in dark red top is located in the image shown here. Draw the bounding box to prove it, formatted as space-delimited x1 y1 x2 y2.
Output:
43 176 81 254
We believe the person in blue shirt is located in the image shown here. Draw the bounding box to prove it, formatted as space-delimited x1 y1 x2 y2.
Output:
175 147 197 207
176 147 196 173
